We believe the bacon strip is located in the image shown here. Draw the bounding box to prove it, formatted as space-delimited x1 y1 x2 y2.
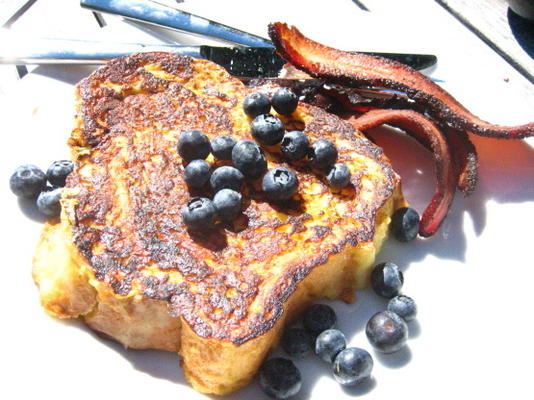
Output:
444 128 478 195
323 83 478 196
268 22 534 139
346 109 457 237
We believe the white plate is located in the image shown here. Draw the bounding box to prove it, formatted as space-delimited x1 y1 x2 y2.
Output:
1 1 534 399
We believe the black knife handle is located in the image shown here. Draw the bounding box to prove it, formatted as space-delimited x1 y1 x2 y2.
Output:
199 46 286 78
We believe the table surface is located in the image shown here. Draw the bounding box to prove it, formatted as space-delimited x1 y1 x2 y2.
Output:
1 1 533 400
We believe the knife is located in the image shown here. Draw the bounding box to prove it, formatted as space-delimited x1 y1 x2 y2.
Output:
80 0 273 48
80 0 437 70
0 36 437 75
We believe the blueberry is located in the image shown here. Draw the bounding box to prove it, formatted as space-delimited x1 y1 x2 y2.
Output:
315 329 346 363
209 166 244 192
46 160 74 187
333 347 373 386
387 295 417 322
280 131 309 161
177 130 211 161
231 140 267 179
251 114 285 145
366 310 408 353
182 197 217 230
271 88 298 115
243 92 271 118
308 139 338 170
213 189 242 222
184 160 211 188
259 358 301 400
210 135 236 161
9 164 47 198
325 163 351 189
262 167 299 201
303 304 336 336
371 262 404 298
391 207 420 242
281 328 313 358
36 187 62 217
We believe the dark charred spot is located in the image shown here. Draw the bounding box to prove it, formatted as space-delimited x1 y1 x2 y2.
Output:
68 52 398 343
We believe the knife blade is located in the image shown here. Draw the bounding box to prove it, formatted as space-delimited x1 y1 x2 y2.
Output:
80 0 437 70
81 0 273 47
0 37 437 74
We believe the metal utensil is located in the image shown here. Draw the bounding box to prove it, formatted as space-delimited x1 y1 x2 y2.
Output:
0 36 437 75
80 0 273 47
80 0 437 70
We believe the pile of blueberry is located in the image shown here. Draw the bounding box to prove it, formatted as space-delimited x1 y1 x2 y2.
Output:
258 260 418 399
9 161 74 217
180 88 353 231
244 88 351 190
178 129 269 230
259 303 374 399
367 262 417 353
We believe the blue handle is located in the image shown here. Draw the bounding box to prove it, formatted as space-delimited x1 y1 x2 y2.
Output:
81 0 273 47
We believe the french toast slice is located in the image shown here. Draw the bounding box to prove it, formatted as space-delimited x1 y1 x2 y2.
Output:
32 52 404 395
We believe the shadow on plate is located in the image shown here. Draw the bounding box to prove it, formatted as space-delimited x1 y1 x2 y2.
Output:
100 340 188 385
366 125 534 263
63 317 188 386
408 319 422 339
374 346 412 369
124 19 200 45
31 64 98 85
341 376 377 397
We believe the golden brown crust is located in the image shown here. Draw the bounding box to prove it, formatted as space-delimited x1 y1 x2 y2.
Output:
64 52 399 344
32 220 97 318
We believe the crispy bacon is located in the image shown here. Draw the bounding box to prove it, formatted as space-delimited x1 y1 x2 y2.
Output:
322 83 479 196
444 128 478 195
268 22 534 139
346 110 457 237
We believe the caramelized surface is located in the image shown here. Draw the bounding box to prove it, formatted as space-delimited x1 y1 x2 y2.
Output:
62 53 399 344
